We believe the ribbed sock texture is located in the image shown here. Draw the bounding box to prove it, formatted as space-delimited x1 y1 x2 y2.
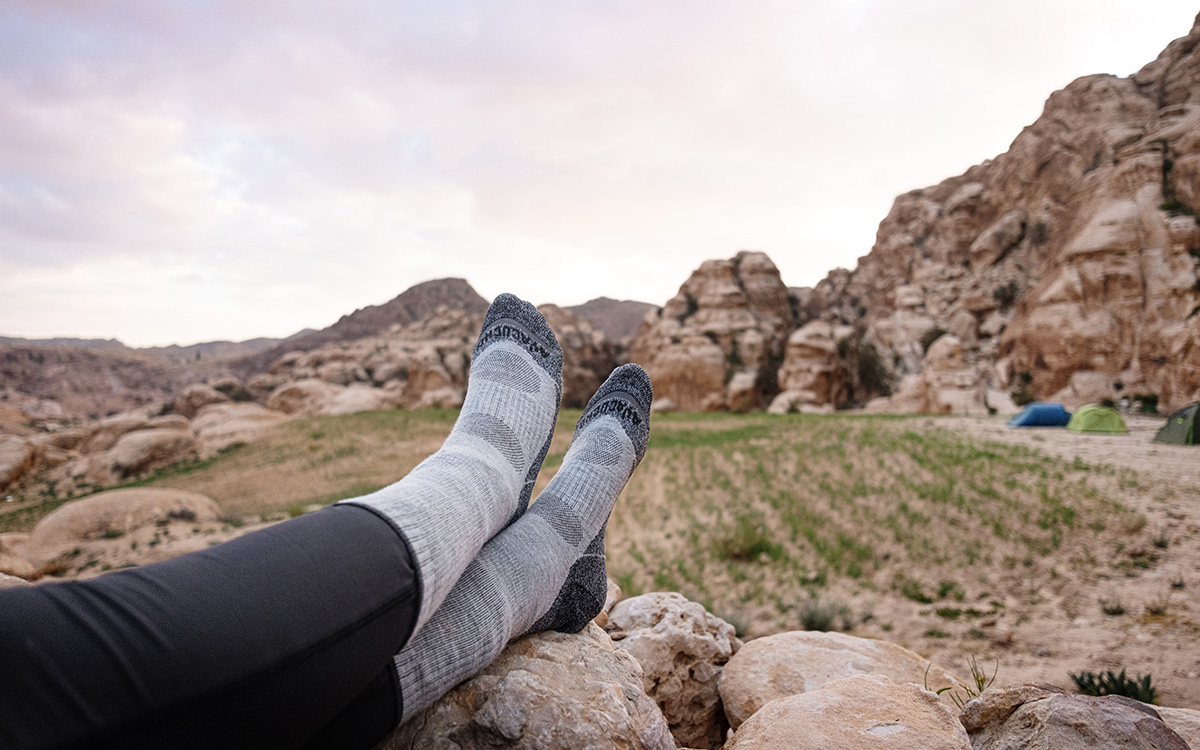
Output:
339 294 562 634
393 364 652 723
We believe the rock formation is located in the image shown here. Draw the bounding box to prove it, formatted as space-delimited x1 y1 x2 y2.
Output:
382 623 677 750
605 592 742 749
725 674 971 750
798 14 1200 413
961 683 1189 749
630 251 799 411
717 630 959 730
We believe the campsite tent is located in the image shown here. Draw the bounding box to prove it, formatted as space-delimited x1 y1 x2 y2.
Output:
1154 402 1200 444
1067 403 1128 434
1008 402 1071 427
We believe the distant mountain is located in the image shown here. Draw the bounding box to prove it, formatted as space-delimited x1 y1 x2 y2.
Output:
144 333 313 364
566 297 655 343
233 278 489 375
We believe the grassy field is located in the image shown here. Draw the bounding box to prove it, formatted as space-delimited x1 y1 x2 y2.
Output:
12 407 1196 701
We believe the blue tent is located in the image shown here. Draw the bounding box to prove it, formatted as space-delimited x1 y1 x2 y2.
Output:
1007 402 1072 427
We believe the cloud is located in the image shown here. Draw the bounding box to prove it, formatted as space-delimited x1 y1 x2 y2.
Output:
0 0 1197 344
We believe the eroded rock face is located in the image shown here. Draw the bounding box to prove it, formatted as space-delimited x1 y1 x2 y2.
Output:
173 383 231 419
538 304 619 408
798 17 1200 413
725 674 970 750
21 488 222 567
718 630 959 729
0 435 37 492
771 321 853 412
960 683 1188 750
630 251 798 411
606 592 742 749
382 622 676 750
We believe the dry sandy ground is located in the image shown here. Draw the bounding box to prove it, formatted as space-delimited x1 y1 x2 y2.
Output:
891 414 1200 708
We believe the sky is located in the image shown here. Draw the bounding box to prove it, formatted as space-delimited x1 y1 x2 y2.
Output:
1 1 1197 347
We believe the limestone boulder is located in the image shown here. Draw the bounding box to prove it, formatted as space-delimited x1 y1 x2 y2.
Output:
960 683 1188 749
1157 706 1200 748
382 622 676 750
630 251 799 412
606 592 742 749
864 336 989 415
266 379 346 415
0 532 35 579
774 321 853 408
174 384 231 419
0 572 31 589
0 435 37 492
106 428 196 478
22 488 221 567
718 630 959 729
725 674 970 750
80 413 150 453
539 304 619 408
190 402 289 453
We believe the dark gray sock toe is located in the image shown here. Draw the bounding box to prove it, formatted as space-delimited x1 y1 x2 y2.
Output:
576 363 652 465
530 530 608 634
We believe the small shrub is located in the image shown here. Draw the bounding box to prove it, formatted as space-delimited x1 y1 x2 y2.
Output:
1170 575 1186 590
1145 592 1170 616
101 528 126 539
1071 668 1157 704
1099 598 1126 616
992 281 1021 309
927 656 997 709
1132 394 1159 416
1029 221 1049 246
1152 527 1170 549
798 598 851 632
715 512 783 562
1160 198 1196 218
1011 371 1034 406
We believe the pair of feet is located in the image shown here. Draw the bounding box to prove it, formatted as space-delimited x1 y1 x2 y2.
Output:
342 294 652 723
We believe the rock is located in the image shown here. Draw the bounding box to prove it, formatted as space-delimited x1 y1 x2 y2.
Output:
960 683 1189 749
105 428 196 478
190 402 289 453
266 379 347 415
631 251 799 411
775 321 853 408
1157 706 1200 748
725 674 970 750
0 531 35 579
0 572 31 589
173 384 231 419
80 413 150 453
606 592 743 749
718 630 959 729
0 435 37 491
22 488 221 567
539 304 619 408
382 622 676 750
865 335 989 415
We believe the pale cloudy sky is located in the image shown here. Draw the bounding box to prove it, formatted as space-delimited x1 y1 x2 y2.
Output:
1 1 1196 347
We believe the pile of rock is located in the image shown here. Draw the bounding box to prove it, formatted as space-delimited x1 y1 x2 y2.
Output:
391 589 1200 750
0 395 286 499
630 252 801 412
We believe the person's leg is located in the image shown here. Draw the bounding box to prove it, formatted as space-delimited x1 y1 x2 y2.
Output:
391 364 651 723
0 294 563 750
338 293 563 635
0 503 419 750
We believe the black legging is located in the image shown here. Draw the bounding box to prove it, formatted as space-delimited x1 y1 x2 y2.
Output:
0 503 419 750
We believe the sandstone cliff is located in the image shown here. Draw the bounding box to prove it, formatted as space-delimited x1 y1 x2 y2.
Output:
797 14 1200 413
630 251 799 412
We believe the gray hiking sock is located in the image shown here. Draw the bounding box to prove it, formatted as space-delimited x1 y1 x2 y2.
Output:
339 293 562 633
393 364 652 722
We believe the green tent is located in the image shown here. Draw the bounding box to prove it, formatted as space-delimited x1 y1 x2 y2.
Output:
1154 402 1200 444
1066 403 1128 434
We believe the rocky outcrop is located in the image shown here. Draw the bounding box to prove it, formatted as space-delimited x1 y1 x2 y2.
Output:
233 278 490 377
567 298 657 344
539 305 619 408
630 251 799 411
174 383 231 419
718 630 959 730
798 15 1200 413
725 674 970 750
960 683 1189 749
19 488 222 568
769 321 853 413
383 622 676 750
605 592 742 749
